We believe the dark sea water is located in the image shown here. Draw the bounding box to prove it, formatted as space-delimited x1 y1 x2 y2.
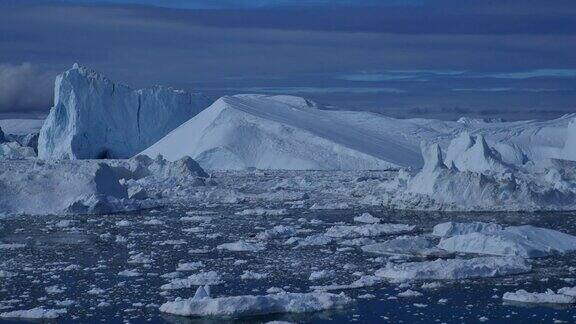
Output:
1 207 576 323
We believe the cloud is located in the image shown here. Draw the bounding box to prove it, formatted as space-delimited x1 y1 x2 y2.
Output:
0 63 54 112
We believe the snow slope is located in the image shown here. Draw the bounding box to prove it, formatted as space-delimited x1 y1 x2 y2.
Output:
142 94 417 170
38 64 212 159
142 93 572 170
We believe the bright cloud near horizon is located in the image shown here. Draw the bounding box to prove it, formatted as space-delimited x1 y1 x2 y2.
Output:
0 0 575 120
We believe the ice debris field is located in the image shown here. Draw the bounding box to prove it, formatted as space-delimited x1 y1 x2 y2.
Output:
2 64 576 322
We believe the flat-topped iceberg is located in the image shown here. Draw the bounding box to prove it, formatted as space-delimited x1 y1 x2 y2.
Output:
375 256 530 280
438 225 576 258
38 64 211 159
502 289 575 304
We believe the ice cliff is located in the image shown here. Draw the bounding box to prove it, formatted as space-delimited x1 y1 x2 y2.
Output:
37 64 212 159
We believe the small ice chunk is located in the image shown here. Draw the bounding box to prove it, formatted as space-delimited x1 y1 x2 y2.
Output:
309 270 336 281
256 225 297 240
217 241 266 252
177 262 204 271
241 271 269 280
397 290 423 298
161 271 222 290
326 223 415 239
354 213 380 224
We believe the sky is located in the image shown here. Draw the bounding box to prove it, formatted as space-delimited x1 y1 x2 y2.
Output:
0 0 575 120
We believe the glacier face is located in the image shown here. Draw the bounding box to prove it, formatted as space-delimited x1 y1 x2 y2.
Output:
37 64 212 159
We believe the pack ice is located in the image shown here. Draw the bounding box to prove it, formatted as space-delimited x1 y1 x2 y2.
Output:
0 155 208 215
38 64 212 159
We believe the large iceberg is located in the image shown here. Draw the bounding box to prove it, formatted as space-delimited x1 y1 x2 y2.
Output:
38 64 212 159
143 108 572 170
141 94 417 170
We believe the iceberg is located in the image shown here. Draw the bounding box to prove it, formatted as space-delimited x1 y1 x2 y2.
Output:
38 64 212 159
432 221 502 238
141 94 421 170
375 256 530 280
437 225 576 258
361 235 448 257
159 288 352 317
502 289 575 304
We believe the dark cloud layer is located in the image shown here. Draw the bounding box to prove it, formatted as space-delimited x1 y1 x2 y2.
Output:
0 1 574 119
0 63 54 113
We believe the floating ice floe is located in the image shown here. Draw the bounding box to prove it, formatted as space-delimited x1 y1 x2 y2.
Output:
235 208 287 216
353 213 381 224
288 234 333 247
325 223 416 239
375 256 531 281
361 236 449 257
217 241 266 252
502 289 575 304
310 275 383 291
241 271 268 280
397 289 423 298
159 286 352 318
437 224 576 258
309 270 336 281
256 225 297 240
177 262 204 271
0 307 67 319
161 271 222 290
